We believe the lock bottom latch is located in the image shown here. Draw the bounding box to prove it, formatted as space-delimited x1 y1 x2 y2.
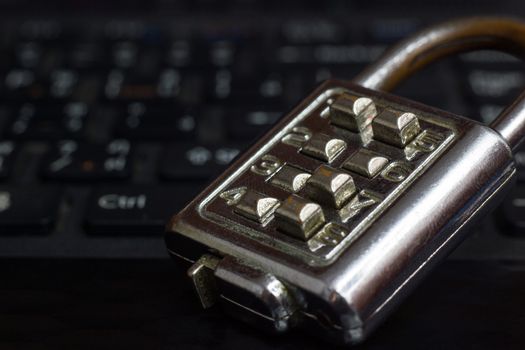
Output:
188 254 303 333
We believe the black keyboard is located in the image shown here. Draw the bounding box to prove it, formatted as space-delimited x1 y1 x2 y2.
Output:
1 2 525 259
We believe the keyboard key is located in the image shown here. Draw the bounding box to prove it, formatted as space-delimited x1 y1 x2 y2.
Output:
15 42 42 68
66 42 107 70
160 143 242 180
42 139 132 181
114 101 197 140
226 108 282 140
366 18 420 43
85 185 201 235
280 19 345 44
103 68 185 101
209 40 237 67
2 68 38 100
0 186 61 234
111 41 139 68
275 44 386 67
208 69 298 105
165 40 194 68
458 50 523 70
514 146 525 182
8 102 88 139
48 69 79 98
0 141 15 180
465 69 525 102
2 68 80 100
499 186 525 237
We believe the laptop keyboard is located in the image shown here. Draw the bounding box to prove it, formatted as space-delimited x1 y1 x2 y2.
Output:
0 8 525 258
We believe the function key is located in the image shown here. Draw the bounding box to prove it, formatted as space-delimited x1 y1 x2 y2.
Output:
280 19 345 44
85 185 199 235
0 186 61 235
275 44 386 70
42 139 132 181
366 18 420 44
160 143 242 180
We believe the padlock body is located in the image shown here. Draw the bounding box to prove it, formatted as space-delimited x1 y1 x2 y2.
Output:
166 80 515 344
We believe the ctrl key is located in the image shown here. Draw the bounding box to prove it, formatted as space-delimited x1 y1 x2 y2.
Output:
85 186 200 235
0 187 61 234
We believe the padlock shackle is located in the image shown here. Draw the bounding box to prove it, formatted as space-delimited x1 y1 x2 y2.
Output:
353 16 525 151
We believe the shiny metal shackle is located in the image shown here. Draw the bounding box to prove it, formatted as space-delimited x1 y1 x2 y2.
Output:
353 16 525 151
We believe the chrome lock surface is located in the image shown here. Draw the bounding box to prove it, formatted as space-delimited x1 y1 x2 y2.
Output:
166 17 525 345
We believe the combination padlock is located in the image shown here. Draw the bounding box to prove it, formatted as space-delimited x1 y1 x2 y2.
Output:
165 17 525 345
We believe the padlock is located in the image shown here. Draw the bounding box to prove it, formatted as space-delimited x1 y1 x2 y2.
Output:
165 17 525 345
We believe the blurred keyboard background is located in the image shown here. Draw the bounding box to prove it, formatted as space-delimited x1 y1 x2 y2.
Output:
0 0 525 259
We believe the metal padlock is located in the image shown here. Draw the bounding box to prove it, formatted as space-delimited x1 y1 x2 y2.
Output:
165 17 525 345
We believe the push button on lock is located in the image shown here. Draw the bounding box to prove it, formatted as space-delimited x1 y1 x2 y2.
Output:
372 108 421 147
300 133 346 163
303 165 356 208
270 164 311 193
342 148 389 178
275 194 325 240
233 189 280 225
330 93 377 132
